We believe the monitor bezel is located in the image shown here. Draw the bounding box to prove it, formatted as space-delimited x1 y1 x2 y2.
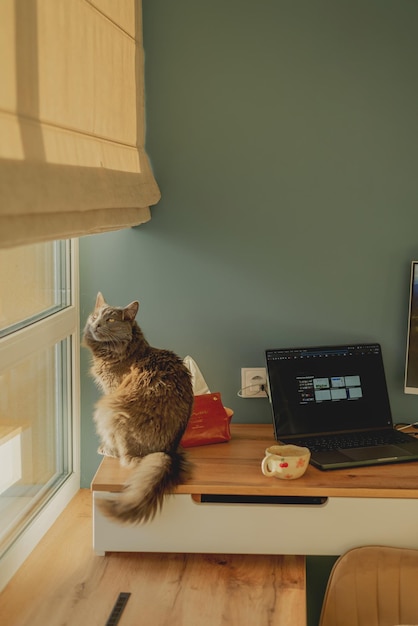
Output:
404 261 418 394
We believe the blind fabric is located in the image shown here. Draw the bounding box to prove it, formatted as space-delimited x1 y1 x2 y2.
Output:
0 0 160 249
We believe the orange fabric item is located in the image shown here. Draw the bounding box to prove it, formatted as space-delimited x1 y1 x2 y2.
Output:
320 545 418 626
180 393 232 448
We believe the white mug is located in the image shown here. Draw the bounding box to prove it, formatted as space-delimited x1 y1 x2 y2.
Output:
261 444 310 479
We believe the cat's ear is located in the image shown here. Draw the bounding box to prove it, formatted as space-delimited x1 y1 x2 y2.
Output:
95 292 106 310
122 301 139 322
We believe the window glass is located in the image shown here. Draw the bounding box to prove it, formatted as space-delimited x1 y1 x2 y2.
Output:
0 339 71 554
0 241 69 336
0 240 74 561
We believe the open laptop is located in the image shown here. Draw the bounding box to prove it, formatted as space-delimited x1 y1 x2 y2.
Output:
265 343 418 470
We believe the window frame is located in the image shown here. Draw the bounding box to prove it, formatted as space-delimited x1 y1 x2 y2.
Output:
0 239 80 592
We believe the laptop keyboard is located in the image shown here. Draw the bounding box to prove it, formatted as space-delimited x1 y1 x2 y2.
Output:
283 429 412 453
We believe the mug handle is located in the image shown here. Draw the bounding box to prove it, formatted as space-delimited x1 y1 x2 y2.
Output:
261 456 274 476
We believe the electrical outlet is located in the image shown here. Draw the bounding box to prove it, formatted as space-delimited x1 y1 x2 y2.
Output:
241 367 267 398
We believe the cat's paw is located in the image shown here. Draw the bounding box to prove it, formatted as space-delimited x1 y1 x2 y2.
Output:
120 454 141 468
97 445 117 458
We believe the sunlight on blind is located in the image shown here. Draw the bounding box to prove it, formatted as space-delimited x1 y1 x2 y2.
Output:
0 0 160 249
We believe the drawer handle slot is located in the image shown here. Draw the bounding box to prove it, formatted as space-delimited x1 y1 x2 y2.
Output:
193 494 328 506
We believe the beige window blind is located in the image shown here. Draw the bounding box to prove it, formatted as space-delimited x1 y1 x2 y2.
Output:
0 0 160 249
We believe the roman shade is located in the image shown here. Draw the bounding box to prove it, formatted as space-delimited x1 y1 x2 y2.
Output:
0 0 160 249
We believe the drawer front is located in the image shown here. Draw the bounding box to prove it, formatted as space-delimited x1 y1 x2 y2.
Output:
93 492 418 556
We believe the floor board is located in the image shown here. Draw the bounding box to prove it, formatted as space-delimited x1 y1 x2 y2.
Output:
0 490 306 625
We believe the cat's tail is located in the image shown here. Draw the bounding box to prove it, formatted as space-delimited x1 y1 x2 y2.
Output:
97 449 191 524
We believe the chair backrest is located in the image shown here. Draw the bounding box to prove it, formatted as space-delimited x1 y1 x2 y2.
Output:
319 545 418 626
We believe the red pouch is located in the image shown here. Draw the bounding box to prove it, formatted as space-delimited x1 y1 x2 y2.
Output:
180 392 233 448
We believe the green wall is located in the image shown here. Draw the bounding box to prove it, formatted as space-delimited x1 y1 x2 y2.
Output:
80 0 418 485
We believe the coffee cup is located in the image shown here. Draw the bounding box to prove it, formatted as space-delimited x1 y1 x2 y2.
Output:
261 444 310 479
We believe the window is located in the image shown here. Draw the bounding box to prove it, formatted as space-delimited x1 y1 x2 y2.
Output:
0 239 79 592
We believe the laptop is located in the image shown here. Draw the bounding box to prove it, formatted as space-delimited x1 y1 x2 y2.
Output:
265 343 418 470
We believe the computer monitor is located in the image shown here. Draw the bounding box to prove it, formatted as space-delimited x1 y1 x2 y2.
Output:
405 261 418 394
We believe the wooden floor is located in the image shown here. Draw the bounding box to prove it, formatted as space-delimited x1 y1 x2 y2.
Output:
0 490 306 626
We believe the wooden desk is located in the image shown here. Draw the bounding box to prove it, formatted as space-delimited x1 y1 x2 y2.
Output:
91 424 418 557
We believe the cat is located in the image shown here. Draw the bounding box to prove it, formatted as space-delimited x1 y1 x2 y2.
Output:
83 292 194 524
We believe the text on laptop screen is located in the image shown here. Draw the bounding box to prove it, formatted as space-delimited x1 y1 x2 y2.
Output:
266 344 393 436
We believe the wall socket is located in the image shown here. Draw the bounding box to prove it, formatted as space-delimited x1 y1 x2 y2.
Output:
241 367 267 398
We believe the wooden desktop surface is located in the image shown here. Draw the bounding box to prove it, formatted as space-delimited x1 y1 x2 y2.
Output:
91 423 418 499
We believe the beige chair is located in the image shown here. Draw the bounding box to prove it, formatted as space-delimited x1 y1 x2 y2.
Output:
319 545 418 626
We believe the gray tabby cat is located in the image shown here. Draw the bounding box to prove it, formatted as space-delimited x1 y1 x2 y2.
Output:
83 292 194 524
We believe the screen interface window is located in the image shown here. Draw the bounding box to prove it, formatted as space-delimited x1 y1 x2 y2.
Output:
297 374 363 404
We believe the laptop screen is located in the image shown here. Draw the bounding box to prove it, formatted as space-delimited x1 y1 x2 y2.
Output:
265 343 393 438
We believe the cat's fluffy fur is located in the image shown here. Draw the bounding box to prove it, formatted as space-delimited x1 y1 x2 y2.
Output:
83 292 194 524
